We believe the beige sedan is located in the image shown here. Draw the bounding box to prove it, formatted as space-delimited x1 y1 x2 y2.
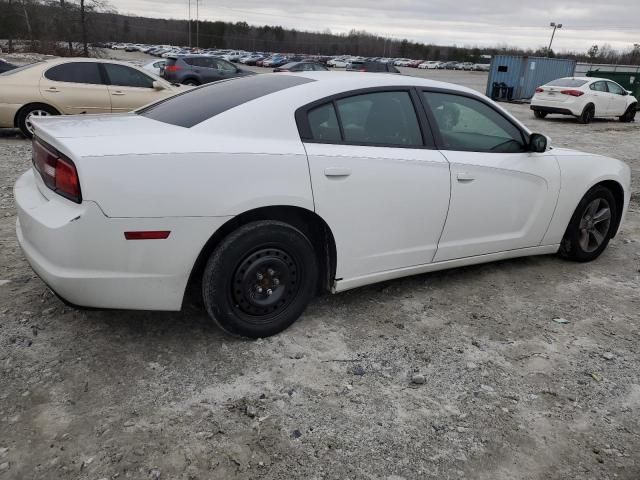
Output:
0 57 184 137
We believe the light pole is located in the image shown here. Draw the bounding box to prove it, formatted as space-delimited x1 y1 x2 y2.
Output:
548 22 562 53
196 0 200 49
188 0 192 48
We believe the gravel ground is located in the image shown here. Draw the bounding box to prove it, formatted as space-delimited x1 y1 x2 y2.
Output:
0 52 639 480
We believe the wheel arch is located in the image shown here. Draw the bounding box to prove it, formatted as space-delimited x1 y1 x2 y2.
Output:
183 205 337 307
14 102 60 127
595 179 625 238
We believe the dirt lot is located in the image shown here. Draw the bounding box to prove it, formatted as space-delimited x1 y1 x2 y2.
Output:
0 56 639 480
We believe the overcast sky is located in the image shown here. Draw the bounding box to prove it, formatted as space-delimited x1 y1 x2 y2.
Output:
106 0 639 52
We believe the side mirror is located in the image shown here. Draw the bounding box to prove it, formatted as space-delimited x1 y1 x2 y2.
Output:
152 80 165 90
529 133 548 153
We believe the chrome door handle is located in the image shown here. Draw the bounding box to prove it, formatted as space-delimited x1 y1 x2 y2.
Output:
44 88 59 93
457 172 475 182
324 167 351 177
111 91 125 96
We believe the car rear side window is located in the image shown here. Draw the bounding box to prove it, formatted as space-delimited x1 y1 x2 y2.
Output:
308 103 341 142
45 62 103 84
138 75 314 128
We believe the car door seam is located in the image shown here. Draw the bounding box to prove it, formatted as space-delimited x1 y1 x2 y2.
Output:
432 151 453 262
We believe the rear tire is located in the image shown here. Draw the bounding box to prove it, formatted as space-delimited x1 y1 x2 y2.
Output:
17 104 59 138
533 110 548 119
577 104 595 124
619 104 636 123
202 221 318 338
559 185 617 262
182 79 200 86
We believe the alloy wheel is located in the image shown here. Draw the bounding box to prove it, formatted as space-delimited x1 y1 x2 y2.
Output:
578 198 611 253
25 109 51 135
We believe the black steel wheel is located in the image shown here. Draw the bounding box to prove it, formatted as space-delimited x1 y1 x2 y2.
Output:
619 104 636 123
577 104 595 124
202 220 317 338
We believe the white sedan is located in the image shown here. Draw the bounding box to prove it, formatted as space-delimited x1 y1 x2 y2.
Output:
142 59 166 76
15 73 631 337
531 77 637 124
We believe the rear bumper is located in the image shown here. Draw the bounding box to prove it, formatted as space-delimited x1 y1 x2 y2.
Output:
530 105 574 116
15 169 229 311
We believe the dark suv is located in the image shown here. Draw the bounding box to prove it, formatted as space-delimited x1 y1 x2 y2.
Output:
163 55 253 86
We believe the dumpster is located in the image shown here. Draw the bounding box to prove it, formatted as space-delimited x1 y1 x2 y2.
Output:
586 68 640 100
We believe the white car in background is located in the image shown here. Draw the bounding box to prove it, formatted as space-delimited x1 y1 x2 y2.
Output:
419 61 442 69
531 77 637 124
328 57 351 68
15 72 630 338
142 59 166 76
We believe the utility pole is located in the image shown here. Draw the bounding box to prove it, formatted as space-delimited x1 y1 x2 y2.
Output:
188 0 191 48
548 22 562 53
196 0 199 49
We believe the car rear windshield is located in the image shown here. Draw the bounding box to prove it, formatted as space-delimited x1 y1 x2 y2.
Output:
0 61 42 76
138 75 314 127
546 78 588 87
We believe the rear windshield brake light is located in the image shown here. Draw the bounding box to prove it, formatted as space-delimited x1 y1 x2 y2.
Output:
32 138 82 203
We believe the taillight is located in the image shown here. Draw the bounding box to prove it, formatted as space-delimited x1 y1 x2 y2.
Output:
164 65 182 73
32 138 82 203
560 89 584 97
535 87 544 93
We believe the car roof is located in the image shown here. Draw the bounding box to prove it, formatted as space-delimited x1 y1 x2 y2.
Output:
284 71 477 95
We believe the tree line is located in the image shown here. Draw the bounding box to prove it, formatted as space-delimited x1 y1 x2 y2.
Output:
1 0 639 65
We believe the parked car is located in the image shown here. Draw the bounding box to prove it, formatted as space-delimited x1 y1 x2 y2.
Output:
327 57 350 68
262 56 287 68
407 60 424 68
0 58 183 137
442 61 459 70
273 61 329 72
162 55 253 86
0 59 18 74
458 62 474 70
243 55 265 66
346 61 400 73
473 63 490 72
419 61 442 70
15 72 630 338
142 59 166 76
531 77 637 124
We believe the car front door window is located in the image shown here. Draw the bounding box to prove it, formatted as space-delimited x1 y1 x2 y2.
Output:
104 63 154 88
607 82 624 95
422 92 525 153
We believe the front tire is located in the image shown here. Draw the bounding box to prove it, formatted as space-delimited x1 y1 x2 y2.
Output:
619 104 636 123
202 221 318 338
559 185 617 262
182 79 200 86
533 110 548 119
577 104 595 124
17 104 59 138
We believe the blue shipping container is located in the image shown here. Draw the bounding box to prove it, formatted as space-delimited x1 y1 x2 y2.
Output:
486 55 576 101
